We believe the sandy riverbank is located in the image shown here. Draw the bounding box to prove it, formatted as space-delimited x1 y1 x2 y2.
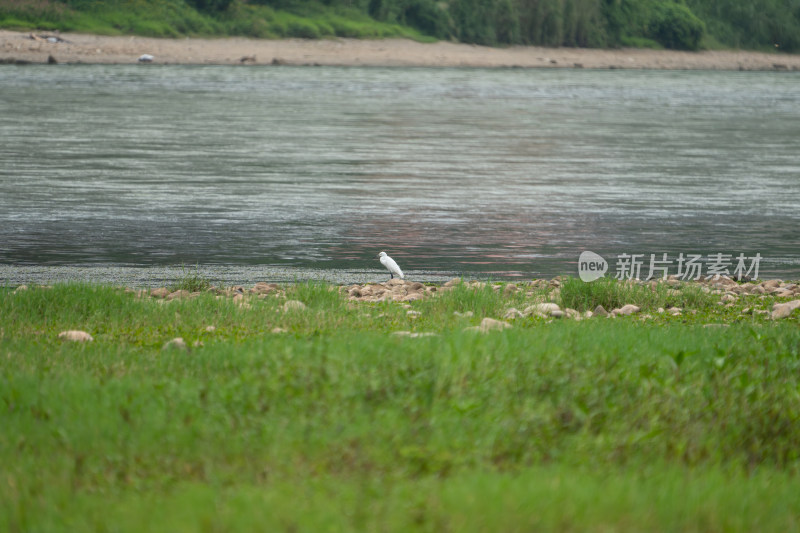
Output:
2 29 800 70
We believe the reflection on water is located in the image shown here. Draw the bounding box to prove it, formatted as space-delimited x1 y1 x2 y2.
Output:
1 65 798 279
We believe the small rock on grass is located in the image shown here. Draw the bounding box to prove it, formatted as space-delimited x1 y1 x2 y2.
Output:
611 304 640 317
58 330 93 342
771 300 800 320
251 282 279 295
167 290 190 300
593 305 609 317
150 287 169 299
283 300 307 312
524 303 561 317
464 317 512 333
503 308 524 320
162 337 187 351
392 331 438 338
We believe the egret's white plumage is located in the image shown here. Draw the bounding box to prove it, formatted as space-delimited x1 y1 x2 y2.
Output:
377 251 404 279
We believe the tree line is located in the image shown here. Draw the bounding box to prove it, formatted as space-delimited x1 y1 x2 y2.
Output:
45 0 800 52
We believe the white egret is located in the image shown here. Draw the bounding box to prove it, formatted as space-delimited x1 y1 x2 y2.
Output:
377 251 404 280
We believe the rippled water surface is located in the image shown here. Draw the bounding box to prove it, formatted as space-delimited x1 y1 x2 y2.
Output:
1 65 798 282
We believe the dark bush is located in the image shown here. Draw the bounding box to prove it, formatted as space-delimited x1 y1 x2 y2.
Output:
402 0 449 39
648 2 705 50
186 0 233 13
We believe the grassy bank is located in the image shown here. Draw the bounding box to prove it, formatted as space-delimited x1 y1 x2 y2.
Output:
0 0 429 41
2 0 800 52
2 279 800 531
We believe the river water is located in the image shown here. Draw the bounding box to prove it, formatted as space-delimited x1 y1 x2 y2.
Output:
1 65 798 285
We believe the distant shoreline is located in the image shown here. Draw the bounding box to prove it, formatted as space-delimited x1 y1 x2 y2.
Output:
2 30 799 70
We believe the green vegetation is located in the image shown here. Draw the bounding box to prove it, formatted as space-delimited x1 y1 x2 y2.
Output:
2 281 800 531
559 276 717 312
169 265 213 293
1 0 799 51
0 0 429 40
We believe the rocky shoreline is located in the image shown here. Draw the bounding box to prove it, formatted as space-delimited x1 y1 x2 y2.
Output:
2 30 800 70
17 276 799 325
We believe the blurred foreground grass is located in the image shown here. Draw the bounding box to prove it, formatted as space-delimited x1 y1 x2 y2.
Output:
1 282 799 532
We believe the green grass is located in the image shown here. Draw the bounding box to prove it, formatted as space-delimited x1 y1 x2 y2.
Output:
559 276 719 312
169 266 213 293
2 282 800 531
0 0 430 40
